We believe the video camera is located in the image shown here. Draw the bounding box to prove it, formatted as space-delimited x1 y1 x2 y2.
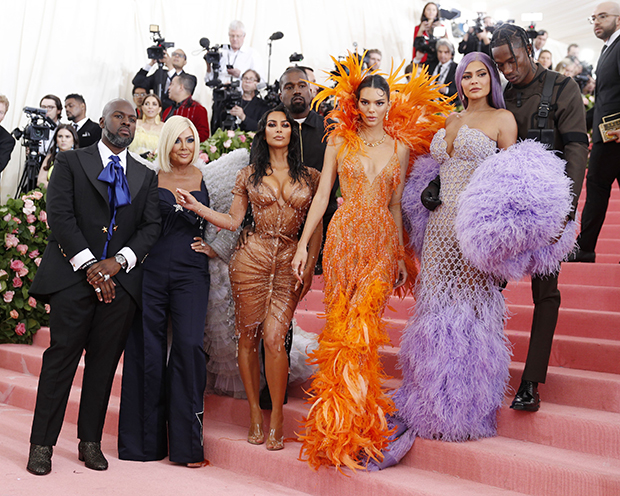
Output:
12 107 55 144
147 25 174 61
199 37 229 87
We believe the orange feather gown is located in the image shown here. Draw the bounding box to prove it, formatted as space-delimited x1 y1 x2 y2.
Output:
299 53 454 470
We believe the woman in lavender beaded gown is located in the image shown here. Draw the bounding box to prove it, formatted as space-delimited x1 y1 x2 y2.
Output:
392 52 518 449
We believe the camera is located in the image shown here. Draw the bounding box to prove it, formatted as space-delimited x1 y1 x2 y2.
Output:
289 52 304 63
12 107 53 143
147 25 174 61
414 33 438 56
199 37 227 87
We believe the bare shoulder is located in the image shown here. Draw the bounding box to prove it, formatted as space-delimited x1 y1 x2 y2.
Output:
395 139 410 163
445 112 459 127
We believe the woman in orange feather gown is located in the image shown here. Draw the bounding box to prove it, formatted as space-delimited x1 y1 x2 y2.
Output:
291 54 453 470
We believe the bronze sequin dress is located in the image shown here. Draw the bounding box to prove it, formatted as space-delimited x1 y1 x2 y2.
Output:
229 165 320 337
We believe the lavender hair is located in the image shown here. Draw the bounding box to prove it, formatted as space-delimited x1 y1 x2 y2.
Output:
455 52 505 110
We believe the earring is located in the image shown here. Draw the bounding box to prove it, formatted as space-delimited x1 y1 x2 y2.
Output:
385 109 390 121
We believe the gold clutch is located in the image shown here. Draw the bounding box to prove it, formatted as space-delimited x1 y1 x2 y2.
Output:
599 112 620 142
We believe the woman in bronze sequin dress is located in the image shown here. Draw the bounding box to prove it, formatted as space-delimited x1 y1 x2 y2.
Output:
177 105 322 451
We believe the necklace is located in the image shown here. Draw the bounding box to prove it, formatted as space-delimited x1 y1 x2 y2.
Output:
360 133 387 147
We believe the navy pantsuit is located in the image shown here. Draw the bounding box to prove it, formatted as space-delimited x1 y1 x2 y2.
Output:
119 184 210 464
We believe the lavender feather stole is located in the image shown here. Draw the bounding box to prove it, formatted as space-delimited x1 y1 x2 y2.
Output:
393 281 511 441
455 140 577 280
402 155 442 258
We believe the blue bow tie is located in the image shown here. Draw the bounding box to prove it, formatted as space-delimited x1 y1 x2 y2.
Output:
97 155 132 259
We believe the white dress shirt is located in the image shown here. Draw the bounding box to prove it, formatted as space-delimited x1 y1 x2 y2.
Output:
204 44 265 85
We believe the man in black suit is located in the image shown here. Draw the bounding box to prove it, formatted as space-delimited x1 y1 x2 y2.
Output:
428 39 460 105
0 94 15 175
570 2 620 262
26 99 161 475
65 94 102 148
132 49 197 111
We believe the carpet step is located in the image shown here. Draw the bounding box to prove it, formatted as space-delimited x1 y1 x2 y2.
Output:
508 329 620 375
203 419 530 496
557 262 620 287
0 403 313 496
405 435 620 496
595 238 620 255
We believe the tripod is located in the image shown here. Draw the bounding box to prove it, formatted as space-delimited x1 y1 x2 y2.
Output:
16 141 44 197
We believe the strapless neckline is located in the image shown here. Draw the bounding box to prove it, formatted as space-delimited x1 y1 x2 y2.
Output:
436 125 496 160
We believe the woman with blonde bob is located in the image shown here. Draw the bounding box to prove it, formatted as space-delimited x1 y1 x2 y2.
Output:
119 116 210 467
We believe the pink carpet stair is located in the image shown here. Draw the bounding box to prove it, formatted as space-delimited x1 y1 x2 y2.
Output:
1 188 619 495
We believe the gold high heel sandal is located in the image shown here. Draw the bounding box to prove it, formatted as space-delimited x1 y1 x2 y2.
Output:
266 429 284 451
247 422 265 445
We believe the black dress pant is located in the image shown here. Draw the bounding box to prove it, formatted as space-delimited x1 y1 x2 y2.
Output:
30 279 136 446
578 140 620 253
521 272 561 384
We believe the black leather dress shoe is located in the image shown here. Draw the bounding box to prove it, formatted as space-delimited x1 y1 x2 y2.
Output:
78 441 108 471
27 444 53 475
510 380 540 412
566 248 595 263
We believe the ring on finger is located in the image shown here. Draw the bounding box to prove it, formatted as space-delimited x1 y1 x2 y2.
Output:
95 287 102 293
98 271 103 278
103 274 110 281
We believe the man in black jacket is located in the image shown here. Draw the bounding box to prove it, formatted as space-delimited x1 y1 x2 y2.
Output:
65 94 101 148
570 2 620 262
26 99 161 476
0 94 15 175
491 24 588 412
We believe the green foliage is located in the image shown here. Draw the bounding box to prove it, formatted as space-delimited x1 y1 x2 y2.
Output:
199 128 254 162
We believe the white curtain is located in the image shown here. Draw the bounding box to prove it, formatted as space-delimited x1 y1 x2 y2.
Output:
0 0 600 200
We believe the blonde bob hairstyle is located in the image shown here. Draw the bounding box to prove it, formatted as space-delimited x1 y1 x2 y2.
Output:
157 116 200 172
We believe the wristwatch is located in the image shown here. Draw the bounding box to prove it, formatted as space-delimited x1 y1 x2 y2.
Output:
115 253 128 270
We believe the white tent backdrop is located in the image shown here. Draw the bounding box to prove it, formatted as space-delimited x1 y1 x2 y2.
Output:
0 0 604 200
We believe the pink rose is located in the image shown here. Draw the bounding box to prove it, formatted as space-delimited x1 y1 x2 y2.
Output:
3 213 11 222
12 217 21 224
247 132 256 138
10 259 25 271
5 234 19 249
3 291 14 303
38 210 47 222
26 214 36 224
0 269 7 278
227 130 235 138
15 323 26 336
18 267 29 277
13 276 23 288
31 191 43 200
28 226 36 234
34 257 42 267
29 250 40 259
199 152 209 163
28 297 37 308
23 199 36 215
209 145 217 154
223 139 232 149
10 310 19 319
45 304 51 314
337 197 344 207
17 244 28 255
239 134 246 143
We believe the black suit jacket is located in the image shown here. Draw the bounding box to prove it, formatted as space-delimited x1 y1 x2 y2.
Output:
0 125 15 174
593 34 620 143
76 119 102 148
427 60 459 104
30 143 161 306
132 67 198 111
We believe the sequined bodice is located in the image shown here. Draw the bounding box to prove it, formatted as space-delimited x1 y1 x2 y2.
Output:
430 125 497 209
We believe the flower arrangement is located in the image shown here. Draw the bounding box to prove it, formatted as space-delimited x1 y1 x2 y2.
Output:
0 189 50 344
199 128 254 163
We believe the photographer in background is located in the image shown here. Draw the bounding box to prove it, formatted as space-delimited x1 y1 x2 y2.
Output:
366 49 382 70
458 15 494 56
427 39 459 104
229 69 269 132
532 30 549 61
0 94 16 175
163 73 210 142
413 2 445 66
133 49 197 112
39 94 62 154
204 20 265 86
